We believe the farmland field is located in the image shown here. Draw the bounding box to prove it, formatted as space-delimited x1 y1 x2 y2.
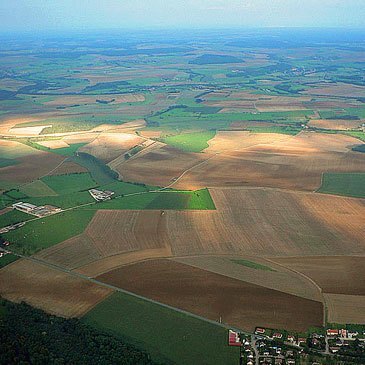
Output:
0 28 365 364
161 130 216 152
96 259 323 332
272 256 365 296
2 210 95 255
317 172 365 198
0 259 113 317
83 291 239 365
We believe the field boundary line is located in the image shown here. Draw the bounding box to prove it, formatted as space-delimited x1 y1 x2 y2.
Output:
162 152 219 190
264 257 327 327
0 246 246 334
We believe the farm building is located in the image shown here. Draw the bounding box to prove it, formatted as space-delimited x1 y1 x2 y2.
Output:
89 189 115 201
12 202 37 213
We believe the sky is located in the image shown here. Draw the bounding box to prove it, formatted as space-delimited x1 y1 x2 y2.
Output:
0 0 364 32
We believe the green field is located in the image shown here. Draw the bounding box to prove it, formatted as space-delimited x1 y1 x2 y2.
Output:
162 130 216 152
48 142 87 156
0 253 18 269
83 292 240 365
70 153 118 185
20 180 58 197
231 259 276 272
0 209 32 228
318 173 365 198
23 191 95 209
2 210 95 255
41 173 97 195
83 189 216 210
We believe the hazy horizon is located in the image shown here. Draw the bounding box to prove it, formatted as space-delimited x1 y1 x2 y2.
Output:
1 0 364 33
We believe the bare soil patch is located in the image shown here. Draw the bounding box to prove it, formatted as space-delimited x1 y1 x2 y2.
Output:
97 259 323 332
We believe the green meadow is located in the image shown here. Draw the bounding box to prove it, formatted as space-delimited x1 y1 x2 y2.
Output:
83 292 239 365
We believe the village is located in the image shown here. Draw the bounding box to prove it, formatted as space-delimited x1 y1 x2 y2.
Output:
228 326 365 365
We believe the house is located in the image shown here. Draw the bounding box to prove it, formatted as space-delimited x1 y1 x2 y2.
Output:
348 331 359 339
255 328 266 335
287 335 295 342
228 330 241 346
339 329 347 338
297 338 306 345
330 346 340 353
327 329 339 337
272 333 283 339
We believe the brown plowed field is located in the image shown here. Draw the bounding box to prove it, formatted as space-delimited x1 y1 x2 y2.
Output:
303 82 365 98
308 119 363 130
35 234 103 270
0 259 113 317
37 140 70 149
120 131 365 191
43 188 365 277
48 161 87 175
34 210 173 275
0 140 65 183
204 93 310 111
173 256 322 302
76 247 172 277
96 259 323 332
272 256 365 295
85 210 171 257
167 188 364 257
324 294 365 324
79 132 144 163
121 145 210 187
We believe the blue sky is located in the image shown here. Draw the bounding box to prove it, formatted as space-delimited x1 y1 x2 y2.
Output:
0 0 364 32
